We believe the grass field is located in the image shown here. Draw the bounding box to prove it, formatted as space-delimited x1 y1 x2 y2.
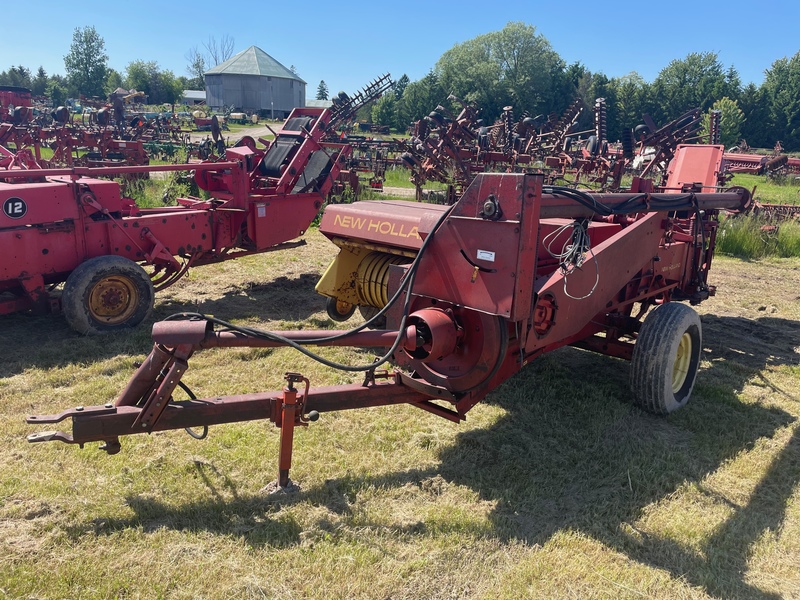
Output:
1 228 798 599
730 173 800 205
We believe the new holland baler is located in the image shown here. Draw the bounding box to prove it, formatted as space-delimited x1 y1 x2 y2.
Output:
26 144 750 489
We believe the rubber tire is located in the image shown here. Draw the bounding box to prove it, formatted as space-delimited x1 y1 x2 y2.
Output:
358 305 387 330
326 296 356 322
62 256 155 335
586 135 600 156
630 303 702 415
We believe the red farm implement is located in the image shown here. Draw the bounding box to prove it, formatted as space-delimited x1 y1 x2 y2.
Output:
396 97 704 203
0 86 32 124
27 143 751 490
1 75 393 333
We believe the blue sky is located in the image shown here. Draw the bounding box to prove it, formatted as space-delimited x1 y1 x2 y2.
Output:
2 0 798 98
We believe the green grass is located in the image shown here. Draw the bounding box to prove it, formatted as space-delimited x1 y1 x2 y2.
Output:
383 165 449 192
730 173 800 205
1 233 798 599
717 216 800 258
383 165 414 188
715 174 800 259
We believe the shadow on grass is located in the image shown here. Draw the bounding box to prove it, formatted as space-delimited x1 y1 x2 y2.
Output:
65 313 799 596
0 272 329 377
0 312 156 378
428 350 796 599
154 272 326 324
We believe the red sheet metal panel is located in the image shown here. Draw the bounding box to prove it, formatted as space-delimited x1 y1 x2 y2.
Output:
247 194 321 249
319 200 446 251
665 144 724 191
0 180 79 227
412 174 530 318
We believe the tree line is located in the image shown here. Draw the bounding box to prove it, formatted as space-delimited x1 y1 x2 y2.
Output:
363 22 800 151
0 26 232 108
3 22 799 150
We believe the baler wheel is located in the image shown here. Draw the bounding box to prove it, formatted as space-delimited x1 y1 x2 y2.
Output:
62 256 155 335
630 303 702 415
358 305 387 330
326 297 356 322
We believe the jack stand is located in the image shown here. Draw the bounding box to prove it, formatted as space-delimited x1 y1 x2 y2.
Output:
276 372 309 489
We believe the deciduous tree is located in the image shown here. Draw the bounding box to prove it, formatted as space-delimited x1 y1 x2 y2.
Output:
701 97 745 149
435 29 504 119
651 52 740 122
435 22 565 122
64 26 108 97
124 61 182 105
371 93 396 130
105 69 123 96
185 47 206 89
47 77 68 107
492 22 565 116
204 35 235 66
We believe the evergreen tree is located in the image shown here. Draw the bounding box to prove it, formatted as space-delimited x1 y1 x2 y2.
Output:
0 65 32 88
762 51 800 150
316 80 329 101
393 74 410 100
738 83 770 148
31 67 48 96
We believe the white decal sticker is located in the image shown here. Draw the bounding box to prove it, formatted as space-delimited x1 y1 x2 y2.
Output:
476 249 495 262
3 197 27 219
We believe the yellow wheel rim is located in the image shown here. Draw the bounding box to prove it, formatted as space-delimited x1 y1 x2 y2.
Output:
672 332 692 393
88 275 139 324
335 299 353 316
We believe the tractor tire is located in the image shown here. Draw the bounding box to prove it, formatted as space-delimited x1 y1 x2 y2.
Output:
630 303 702 415
62 256 155 335
326 297 356 322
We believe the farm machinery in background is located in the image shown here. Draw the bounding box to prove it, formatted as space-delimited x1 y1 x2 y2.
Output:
722 139 800 178
0 94 232 169
0 99 153 169
27 135 751 489
717 137 800 222
327 137 400 200
1 76 393 334
0 86 34 125
395 94 706 203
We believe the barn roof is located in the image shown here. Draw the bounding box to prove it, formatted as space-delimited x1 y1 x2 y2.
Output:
205 46 306 83
182 90 206 100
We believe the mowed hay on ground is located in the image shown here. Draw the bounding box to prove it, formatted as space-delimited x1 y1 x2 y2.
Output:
1 229 799 599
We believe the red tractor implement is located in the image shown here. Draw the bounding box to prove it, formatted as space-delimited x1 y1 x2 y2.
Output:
0 80 392 334
27 144 751 490
0 85 32 124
